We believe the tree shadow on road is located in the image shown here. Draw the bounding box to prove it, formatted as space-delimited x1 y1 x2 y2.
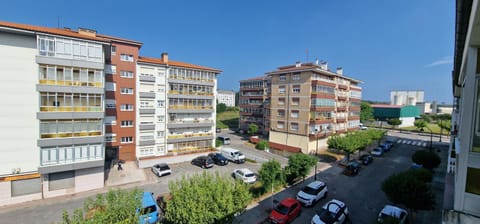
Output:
317 154 338 163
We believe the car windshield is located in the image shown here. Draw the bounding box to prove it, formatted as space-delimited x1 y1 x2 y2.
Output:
235 152 244 156
160 164 169 169
302 186 317 195
319 208 337 223
274 203 289 215
245 173 255 178
140 205 157 215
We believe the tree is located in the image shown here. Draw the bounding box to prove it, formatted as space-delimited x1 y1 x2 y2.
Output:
414 119 427 131
387 118 402 128
360 102 374 122
258 160 285 191
382 170 436 224
165 172 252 224
215 139 222 148
216 103 227 113
412 150 441 170
420 114 432 123
256 140 269 150
62 188 142 223
247 123 259 136
437 119 452 133
285 153 317 184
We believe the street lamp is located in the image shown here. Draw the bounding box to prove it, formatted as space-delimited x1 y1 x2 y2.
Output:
314 129 319 181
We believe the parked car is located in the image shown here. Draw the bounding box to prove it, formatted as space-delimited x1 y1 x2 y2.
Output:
377 205 408 224
311 199 349 224
208 152 229 166
296 180 328 207
359 154 373 165
138 192 160 224
151 163 172 177
269 197 301 224
371 147 384 157
191 156 214 169
411 163 423 169
221 147 246 163
343 161 360 176
217 136 231 145
385 140 395 147
216 127 221 133
232 168 257 184
379 143 391 152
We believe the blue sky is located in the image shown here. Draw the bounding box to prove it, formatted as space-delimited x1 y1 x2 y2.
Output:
1 0 454 103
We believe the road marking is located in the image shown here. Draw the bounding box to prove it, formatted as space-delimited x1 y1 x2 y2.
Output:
422 143 427 147
397 139 402 144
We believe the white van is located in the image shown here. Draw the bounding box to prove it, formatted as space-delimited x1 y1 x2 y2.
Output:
217 136 230 145
220 147 246 164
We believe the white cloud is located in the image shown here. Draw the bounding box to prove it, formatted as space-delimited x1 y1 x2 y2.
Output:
425 56 453 67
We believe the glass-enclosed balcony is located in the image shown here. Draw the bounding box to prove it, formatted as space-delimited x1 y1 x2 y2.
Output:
40 92 102 112
39 65 103 87
37 35 103 62
40 119 102 139
168 68 215 83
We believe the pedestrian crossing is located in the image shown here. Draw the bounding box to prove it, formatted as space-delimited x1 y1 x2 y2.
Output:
396 139 428 147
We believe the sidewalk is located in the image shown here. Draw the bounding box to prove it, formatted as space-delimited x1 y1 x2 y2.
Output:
105 161 148 187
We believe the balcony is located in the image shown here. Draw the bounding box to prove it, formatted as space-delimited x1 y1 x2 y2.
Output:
39 79 103 88
168 119 214 128
167 133 214 143
310 106 335 112
349 106 361 111
311 79 336 88
139 124 155 130
311 92 335 99
337 84 348 90
168 76 214 86
40 106 102 112
139 108 155 114
336 117 347 123
168 105 214 113
139 92 155 98
40 131 102 139
309 118 333 124
139 75 155 82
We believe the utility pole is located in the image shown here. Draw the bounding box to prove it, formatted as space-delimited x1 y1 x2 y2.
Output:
314 129 319 180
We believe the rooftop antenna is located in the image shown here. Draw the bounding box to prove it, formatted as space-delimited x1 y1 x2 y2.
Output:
306 49 309 62
57 16 60 28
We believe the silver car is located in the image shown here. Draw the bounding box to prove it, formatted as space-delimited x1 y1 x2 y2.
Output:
151 163 172 177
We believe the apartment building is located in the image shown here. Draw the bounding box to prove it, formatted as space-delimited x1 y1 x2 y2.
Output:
136 54 221 167
100 35 142 162
0 21 109 205
239 76 271 135
444 0 480 223
217 89 236 107
267 61 362 154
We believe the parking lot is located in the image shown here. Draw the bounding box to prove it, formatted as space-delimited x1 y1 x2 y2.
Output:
234 135 448 224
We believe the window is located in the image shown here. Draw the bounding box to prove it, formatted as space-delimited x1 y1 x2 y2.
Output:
120 104 134 111
157 100 165 107
104 116 117 125
292 85 300 93
111 46 116 55
279 75 286 81
292 98 299 105
291 123 299 131
292 74 300 80
277 121 284 129
278 98 285 105
158 115 165 122
121 137 133 143
121 120 134 127
120 88 134 95
466 167 480 195
157 131 165 137
279 86 286 94
473 79 480 152
120 71 134 78
120 54 134 62
291 110 299 118
105 99 116 109
277 110 285 117
105 82 116 91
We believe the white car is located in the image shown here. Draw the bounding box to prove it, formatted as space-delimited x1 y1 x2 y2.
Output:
377 205 408 224
370 148 383 157
151 163 171 177
232 168 257 184
296 181 328 207
311 199 349 224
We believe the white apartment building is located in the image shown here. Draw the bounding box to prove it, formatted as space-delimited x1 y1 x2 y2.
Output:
390 90 424 106
136 54 221 168
0 22 107 206
217 89 236 107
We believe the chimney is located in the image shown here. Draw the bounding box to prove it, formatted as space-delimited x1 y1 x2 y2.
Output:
161 52 169 63
336 67 343 76
78 27 97 37
320 61 328 70
295 61 301 67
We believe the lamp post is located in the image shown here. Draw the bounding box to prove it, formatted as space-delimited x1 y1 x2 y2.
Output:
314 129 319 181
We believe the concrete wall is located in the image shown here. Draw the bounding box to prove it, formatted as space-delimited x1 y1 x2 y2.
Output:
138 151 210 168
0 32 39 176
43 167 104 198
0 181 42 206
399 117 415 127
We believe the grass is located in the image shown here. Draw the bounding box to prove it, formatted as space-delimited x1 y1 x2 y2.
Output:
216 111 239 129
368 122 448 135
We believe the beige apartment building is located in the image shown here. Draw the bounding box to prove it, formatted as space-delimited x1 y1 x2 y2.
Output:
268 61 362 154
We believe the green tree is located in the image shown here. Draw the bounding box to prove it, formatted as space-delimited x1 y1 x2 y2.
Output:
62 188 142 224
437 119 452 133
216 103 227 113
420 114 432 123
387 118 402 128
382 171 436 224
247 123 259 136
215 139 222 148
360 101 374 122
414 119 427 131
258 160 285 191
165 172 252 224
285 153 317 184
256 140 269 150
412 150 441 170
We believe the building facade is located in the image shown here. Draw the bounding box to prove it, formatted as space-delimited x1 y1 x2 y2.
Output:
268 62 362 154
238 76 271 135
217 89 236 107
390 90 424 106
444 0 480 223
0 22 109 205
371 104 419 127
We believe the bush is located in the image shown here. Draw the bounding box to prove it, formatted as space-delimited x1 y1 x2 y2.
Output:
256 140 269 150
215 139 222 148
412 150 441 170
405 168 433 183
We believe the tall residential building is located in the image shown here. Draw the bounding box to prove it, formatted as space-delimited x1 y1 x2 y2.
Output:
0 21 110 205
390 90 424 106
217 89 236 107
100 34 142 162
136 54 221 168
444 1 480 223
239 76 271 135
268 61 362 154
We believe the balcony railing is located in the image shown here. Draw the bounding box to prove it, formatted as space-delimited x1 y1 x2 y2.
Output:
168 76 214 82
41 131 102 139
168 105 214 110
167 132 213 139
40 106 102 112
168 90 214 96
39 79 103 88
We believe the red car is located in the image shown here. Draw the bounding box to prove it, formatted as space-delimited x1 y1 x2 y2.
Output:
269 197 301 224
